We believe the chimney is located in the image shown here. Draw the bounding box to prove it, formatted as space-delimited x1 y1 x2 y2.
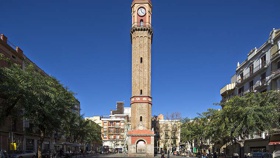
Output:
1 34 7 43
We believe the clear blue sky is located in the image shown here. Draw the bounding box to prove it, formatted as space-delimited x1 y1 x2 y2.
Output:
1 0 279 119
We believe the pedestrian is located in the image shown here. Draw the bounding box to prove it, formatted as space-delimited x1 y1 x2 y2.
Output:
59 148 64 158
161 152 165 158
214 152 217 158
167 150 170 158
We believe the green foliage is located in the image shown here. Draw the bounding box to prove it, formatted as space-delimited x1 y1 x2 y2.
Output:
180 91 280 147
59 113 102 148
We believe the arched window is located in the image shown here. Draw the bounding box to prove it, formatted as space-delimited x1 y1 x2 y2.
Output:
140 19 144 27
140 116 142 122
140 89 142 95
140 57 143 63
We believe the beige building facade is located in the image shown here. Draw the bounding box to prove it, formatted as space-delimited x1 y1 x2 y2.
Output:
157 115 181 153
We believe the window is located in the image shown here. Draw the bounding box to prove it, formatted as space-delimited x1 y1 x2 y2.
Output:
140 19 144 27
109 128 114 133
172 131 176 139
165 132 169 139
109 122 114 126
277 79 280 90
239 72 243 82
238 86 244 96
249 80 253 92
140 89 142 95
140 116 142 122
261 55 266 68
116 128 120 133
249 64 254 75
261 73 266 85
12 119 17 131
140 57 143 63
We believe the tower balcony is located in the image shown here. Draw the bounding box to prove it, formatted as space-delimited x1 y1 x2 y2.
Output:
132 22 152 28
131 22 153 35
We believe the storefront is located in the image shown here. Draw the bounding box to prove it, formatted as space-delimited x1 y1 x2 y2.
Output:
269 133 280 152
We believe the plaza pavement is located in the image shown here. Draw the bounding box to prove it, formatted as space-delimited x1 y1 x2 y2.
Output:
86 152 197 158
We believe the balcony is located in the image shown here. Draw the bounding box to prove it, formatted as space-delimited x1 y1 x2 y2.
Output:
171 135 178 139
237 61 269 86
271 49 280 61
220 83 236 96
271 68 280 80
131 22 153 35
253 79 267 91
131 22 152 28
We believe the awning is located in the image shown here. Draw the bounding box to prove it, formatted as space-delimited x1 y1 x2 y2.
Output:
268 141 280 145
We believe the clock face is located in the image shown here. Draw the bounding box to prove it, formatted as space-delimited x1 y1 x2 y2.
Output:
137 7 146 16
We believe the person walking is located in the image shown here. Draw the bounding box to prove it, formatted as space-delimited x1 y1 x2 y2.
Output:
161 152 165 158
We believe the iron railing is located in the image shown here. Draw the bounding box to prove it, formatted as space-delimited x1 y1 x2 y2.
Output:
237 61 269 85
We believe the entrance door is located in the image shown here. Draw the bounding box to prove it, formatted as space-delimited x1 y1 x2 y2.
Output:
136 140 146 153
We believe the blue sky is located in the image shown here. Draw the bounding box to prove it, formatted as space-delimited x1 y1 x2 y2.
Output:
1 0 279 119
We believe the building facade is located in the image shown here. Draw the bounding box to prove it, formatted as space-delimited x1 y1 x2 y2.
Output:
157 115 181 154
0 34 25 152
85 116 102 127
100 102 131 153
220 28 280 154
127 0 154 157
0 33 81 153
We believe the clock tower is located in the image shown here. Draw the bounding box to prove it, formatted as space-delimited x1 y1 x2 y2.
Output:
127 0 154 157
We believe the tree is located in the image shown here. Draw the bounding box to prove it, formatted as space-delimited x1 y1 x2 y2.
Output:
0 61 77 158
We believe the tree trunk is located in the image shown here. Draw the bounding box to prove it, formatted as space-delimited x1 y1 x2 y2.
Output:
37 130 45 158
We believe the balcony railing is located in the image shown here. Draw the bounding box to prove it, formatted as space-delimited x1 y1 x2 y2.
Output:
271 68 280 80
271 49 280 60
272 68 280 76
131 22 152 28
237 61 269 85
253 78 267 90
220 83 236 95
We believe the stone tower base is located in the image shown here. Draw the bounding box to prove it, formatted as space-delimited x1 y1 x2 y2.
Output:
127 129 154 157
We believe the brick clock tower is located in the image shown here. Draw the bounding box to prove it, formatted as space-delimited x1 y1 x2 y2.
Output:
127 0 154 157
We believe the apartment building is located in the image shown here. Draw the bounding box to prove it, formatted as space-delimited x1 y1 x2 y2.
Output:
0 33 81 153
220 28 280 153
155 114 181 153
221 28 280 100
100 102 131 153
0 34 25 151
85 116 102 127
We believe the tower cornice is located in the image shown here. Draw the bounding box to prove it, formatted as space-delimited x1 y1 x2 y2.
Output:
130 26 153 44
130 96 152 105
